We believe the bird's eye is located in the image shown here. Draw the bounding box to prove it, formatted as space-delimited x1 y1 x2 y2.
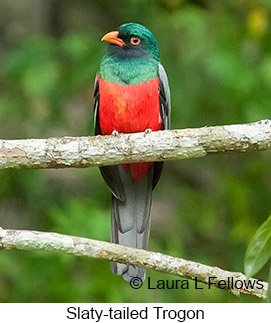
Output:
130 36 141 45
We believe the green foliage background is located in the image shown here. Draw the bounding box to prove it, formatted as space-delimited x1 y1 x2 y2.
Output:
0 0 271 302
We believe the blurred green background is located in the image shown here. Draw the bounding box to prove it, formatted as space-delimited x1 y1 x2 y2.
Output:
0 0 271 302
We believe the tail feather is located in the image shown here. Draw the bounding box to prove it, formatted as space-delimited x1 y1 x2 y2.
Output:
111 165 153 282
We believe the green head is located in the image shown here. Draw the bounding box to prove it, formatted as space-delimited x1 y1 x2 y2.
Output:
103 23 160 62
99 23 160 84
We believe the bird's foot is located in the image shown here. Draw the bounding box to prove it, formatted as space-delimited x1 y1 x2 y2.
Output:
111 130 121 137
144 128 152 136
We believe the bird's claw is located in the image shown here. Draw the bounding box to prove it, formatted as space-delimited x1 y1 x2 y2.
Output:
144 129 152 136
111 130 120 137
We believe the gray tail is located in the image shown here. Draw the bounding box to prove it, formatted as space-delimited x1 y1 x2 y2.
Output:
111 166 153 283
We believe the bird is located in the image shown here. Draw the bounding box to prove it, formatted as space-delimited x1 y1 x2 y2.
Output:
94 23 170 282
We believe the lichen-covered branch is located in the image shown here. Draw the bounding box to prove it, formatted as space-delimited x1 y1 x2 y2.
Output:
0 119 271 170
0 226 267 299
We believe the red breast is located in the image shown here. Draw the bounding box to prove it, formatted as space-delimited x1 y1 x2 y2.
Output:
98 76 162 182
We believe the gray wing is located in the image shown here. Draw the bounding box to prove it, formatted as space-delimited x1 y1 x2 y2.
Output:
158 63 171 130
152 63 171 188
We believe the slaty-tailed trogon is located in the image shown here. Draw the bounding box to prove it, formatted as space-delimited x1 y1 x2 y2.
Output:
94 23 171 282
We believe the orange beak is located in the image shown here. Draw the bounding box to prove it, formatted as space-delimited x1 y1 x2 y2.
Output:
101 31 125 47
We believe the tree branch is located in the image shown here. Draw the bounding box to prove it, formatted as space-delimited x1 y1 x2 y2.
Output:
0 119 271 170
0 226 267 299
1 120 270 299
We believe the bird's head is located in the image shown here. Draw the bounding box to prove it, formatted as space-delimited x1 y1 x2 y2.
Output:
101 23 160 62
